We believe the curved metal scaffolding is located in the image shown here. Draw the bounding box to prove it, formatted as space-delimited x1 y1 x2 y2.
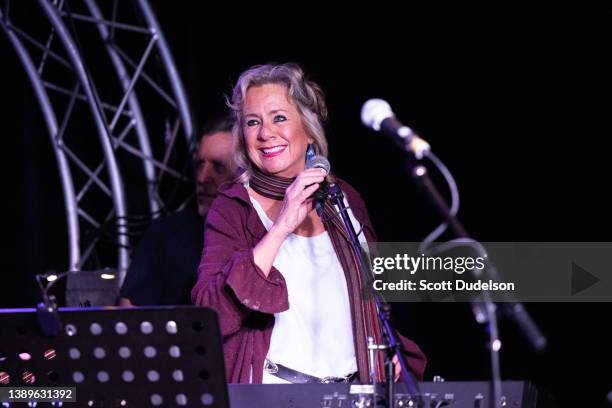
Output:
0 7 80 271
1 0 196 283
39 0 130 278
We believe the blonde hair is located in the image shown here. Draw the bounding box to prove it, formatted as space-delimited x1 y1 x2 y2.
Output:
227 63 329 182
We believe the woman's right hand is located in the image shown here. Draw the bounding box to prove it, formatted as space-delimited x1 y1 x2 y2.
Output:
271 168 326 238
253 168 325 276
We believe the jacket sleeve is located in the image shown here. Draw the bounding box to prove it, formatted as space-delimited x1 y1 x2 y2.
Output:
399 333 428 381
191 197 289 337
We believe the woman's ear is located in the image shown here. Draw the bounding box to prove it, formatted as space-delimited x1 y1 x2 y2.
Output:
307 135 315 147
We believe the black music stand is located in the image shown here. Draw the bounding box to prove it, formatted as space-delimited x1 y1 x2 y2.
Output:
0 306 228 407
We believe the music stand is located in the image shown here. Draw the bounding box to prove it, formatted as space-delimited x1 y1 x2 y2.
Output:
0 306 228 407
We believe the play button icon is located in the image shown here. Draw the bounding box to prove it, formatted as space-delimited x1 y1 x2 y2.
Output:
571 262 600 296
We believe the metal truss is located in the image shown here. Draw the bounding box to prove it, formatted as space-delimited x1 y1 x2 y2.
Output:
1 0 195 283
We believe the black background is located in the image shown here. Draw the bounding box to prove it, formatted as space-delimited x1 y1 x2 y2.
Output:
1 2 610 407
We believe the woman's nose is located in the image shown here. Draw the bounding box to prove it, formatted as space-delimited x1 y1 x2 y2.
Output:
258 120 275 140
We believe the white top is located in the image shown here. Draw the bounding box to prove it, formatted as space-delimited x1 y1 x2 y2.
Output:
247 193 367 384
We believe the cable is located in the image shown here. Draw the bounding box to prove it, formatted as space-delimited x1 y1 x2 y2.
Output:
418 152 461 255
321 203 367 239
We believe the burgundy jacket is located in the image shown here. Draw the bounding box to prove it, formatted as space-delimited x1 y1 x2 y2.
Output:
192 180 427 383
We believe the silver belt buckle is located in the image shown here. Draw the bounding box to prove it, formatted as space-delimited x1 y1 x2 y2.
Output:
264 359 278 374
325 373 354 383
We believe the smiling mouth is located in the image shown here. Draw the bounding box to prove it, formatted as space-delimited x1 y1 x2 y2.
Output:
260 145 287 157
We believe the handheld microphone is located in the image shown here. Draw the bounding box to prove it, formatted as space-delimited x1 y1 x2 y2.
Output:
360 98 431 159
306 155 331 217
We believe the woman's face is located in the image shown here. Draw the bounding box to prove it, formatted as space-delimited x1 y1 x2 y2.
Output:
243 83 313 178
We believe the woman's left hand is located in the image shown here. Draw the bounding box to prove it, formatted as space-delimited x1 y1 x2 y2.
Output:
392 355 401 381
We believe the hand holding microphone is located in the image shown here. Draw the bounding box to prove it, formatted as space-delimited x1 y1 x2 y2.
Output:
272 168 326 238
271 155 330 237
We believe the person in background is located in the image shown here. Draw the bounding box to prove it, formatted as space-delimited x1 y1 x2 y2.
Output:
119 115 235 306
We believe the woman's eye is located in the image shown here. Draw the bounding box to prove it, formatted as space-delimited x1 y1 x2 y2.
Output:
246 119 259 127
273 115 287 123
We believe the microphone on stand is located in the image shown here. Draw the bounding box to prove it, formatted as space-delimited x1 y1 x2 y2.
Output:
306 155 331 217
362 98 548 354
361 98 431 159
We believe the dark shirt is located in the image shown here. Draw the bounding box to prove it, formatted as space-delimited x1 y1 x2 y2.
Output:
121 206 204 305
192 181 426 383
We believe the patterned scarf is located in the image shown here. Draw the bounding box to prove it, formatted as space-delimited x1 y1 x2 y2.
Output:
249 167 384 383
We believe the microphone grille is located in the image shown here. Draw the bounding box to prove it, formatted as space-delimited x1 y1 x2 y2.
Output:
361 98 394 131
306 155 331 173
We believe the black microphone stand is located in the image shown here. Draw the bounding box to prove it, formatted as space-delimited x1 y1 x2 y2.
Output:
327 183 420 407
402 152 547 408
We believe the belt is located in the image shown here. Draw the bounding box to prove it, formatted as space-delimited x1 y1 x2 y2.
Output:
264 359 358 384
